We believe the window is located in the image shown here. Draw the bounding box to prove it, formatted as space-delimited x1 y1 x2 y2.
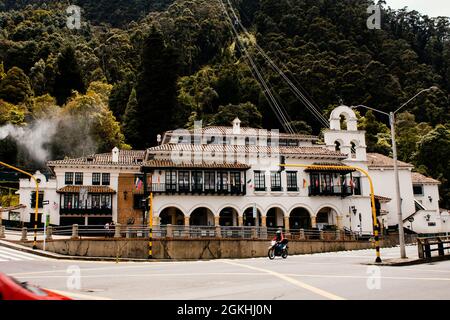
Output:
204 171 215 191
217 172 228 191
73 194 80 209
192 171 203 191
353 177 362 195
286 171 298 192
91 195 101 209
230 172 241 193
101 195 111 209
74 172 83 185
30 191 44 208
102 173 110 186
271 171 282 191
413 185 424 196
178 171 190 192
65 172 74 185
310 173 320 193
165 171 177 191
254 171 266 191
92 173 101 185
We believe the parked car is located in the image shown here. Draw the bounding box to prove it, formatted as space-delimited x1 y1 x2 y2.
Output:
0 273 71 300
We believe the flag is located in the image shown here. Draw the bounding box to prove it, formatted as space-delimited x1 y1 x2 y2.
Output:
350 178 355 188
303 179 307 188
135 177 143 191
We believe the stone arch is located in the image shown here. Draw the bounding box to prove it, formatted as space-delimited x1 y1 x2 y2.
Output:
242 206 263 226
330 106 358 131
157 204 186 216
266 206 286 229
189 206 215 226
316 205 341 230
334 139 344 152
159 206 185 226
219 207 239 226
289 207 313 230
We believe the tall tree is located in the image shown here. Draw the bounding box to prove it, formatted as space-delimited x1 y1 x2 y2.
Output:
135 27 179 148
122 88 140 147
53 46 86 106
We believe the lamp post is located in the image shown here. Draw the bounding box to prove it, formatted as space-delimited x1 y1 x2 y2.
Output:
352 86 438 259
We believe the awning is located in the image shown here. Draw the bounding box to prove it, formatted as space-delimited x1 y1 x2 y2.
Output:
0 204 26 212
374 195 391 203
57 186 116 194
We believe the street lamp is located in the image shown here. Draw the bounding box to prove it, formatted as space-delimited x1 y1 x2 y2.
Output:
352 86 438 259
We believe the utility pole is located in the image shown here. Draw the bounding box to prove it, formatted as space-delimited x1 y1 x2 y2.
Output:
353 86 438 259
390 112 406 258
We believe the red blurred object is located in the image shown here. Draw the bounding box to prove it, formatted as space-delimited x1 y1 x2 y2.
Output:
0 273 72 300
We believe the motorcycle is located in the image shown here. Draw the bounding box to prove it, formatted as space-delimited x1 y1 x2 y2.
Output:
268 239 288 259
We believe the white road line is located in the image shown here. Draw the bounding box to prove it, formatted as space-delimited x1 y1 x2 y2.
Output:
0 249 36 261
0 246 50 260
0 252 23 261
222 260 346 300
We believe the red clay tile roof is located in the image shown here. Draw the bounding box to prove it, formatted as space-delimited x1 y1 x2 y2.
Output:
146 144 346 159
367 153 413 168
411 172 441 185
164 126 318 140
48 150 146 167
56 186 116 194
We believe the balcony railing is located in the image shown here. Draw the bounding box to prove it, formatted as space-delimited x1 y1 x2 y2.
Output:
309 185 353 197
137 183 246 195
60 207 113 215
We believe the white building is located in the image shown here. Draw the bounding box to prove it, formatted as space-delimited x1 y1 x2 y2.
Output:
14 106 448 235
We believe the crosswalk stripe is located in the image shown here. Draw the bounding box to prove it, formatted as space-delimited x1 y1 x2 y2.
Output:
0 252 22 261
0 249 36 261
0 247 49 261
0 247 48 261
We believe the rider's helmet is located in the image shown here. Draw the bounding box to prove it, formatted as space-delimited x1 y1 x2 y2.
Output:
276 230 282 234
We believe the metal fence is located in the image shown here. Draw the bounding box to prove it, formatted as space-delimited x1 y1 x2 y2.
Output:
4 224 383 242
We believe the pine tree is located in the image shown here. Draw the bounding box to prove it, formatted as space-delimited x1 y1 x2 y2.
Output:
122 88 140 147
53 46 86 106
135 27 179 148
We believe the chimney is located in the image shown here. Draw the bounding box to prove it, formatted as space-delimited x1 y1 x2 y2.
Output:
232 117 241 134
112 147 119 163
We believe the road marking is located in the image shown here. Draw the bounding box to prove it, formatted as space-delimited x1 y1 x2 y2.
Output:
0 252 22 261
48 289 112 300
15 272 265 279
0 249 36 261
221 260 346 300
285 273 450 282
0 247 50 261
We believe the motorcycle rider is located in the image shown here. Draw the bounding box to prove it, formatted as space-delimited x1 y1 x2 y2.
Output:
272 229 285 251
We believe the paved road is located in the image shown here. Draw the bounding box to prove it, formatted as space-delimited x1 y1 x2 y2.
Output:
1 245 449 300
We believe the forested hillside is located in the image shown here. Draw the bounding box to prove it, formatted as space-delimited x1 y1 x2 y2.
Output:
0 0 449 206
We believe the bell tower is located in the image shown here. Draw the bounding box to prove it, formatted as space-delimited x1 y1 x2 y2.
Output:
324 105 367 162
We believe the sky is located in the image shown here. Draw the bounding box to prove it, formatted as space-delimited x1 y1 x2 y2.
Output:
384 0 450 17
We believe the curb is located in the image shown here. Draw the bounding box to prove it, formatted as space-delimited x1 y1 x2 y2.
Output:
0 240 192 262
363 255 450 266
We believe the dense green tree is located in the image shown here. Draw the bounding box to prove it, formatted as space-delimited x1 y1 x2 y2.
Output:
358 110 391 155
53 46 86 106
212 102 262 128
122 88 140 147
135 27 179 148
0 66 33 104
414 125 450 207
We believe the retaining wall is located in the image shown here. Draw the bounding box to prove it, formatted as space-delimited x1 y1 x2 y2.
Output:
23 237 402 260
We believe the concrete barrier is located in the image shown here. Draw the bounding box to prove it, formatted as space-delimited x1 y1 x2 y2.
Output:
24 237 398 260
